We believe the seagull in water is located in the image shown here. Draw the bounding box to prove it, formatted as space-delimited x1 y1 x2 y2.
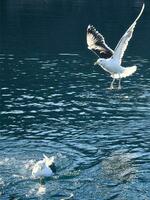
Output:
87 4 145 89
32 154 56 178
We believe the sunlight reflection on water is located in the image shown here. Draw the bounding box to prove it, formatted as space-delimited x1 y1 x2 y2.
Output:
0 53 150 199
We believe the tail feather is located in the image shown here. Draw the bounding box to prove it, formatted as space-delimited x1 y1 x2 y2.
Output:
112 66 137 79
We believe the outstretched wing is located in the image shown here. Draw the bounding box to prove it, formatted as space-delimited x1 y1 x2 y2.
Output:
87 25 113 58
112 4 145 65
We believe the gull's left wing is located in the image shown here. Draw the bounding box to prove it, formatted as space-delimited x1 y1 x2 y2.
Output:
112 4 145 65
87 25 114 58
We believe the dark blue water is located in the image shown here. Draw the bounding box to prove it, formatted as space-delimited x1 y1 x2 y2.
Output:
0 1 150 199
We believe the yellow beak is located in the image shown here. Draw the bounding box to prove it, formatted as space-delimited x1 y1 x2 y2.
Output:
94 60 98 66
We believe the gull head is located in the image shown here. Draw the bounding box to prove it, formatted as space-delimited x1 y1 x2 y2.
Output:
94 58 105 66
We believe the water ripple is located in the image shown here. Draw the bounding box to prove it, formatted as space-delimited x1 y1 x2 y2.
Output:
0 55 150 199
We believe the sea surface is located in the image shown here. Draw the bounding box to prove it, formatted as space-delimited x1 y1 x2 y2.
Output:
0 1 150 199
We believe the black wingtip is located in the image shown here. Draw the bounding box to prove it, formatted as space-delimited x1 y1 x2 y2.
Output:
87 24 97 33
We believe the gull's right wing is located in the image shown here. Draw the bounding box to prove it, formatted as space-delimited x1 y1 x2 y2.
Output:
87 25 114 58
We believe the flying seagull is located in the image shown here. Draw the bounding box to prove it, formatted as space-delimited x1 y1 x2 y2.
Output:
87 4 145 89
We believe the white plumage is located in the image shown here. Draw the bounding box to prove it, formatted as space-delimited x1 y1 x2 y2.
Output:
87 4 145 89
32 154 55 178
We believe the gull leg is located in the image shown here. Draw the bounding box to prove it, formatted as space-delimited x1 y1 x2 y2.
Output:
118 77 121 89
110 78 115 89
40 177 45 185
